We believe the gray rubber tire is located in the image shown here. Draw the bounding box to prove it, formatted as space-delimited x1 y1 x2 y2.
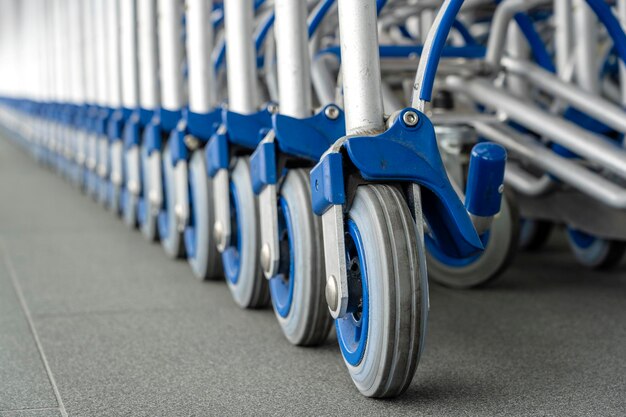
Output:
426 194 519 289
566 232 626 270
273 169 332 346
160 146 186 259
226 157 269 308
343 184 424 398
140 145 159 242
187 149 222 280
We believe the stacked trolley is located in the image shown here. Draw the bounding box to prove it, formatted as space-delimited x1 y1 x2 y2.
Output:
0 0 624 398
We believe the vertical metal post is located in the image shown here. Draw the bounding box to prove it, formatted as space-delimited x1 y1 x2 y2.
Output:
138 0 161 111
275 0 312 118
187 0 217 113
158 0 185 113
224 0 258 114
121 0 140 111
554 0 573 80
337 0 385 135
573 0 598 93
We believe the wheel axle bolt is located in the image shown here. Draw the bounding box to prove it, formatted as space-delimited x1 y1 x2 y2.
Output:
325 275 339 312
260 243 271 274
324 105 340 120
402 111 419 127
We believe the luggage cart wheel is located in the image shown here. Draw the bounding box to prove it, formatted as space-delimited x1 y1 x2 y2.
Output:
426 193 519 288
222 157 269 308
566 228 626 270
185 149 222 280
159 146 186 259
139 144 159 242
337 184 424 398
269 169 332 346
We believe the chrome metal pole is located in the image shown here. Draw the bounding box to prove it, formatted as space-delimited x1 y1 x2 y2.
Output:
121 0 140 111
224 0 258 114
138 0 160 110
158 0 185 112
573 0 598 93
554 0 573 80
275 0 312 118
187 0 217 113
337 0 385 135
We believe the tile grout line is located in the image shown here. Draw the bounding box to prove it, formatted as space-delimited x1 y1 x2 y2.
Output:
0 240 68 417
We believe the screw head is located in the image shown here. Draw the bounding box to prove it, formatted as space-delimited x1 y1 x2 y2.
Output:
267 103 279 114
260 243 271 274
324 105 340 120
325 275 339 312
402 110 419 127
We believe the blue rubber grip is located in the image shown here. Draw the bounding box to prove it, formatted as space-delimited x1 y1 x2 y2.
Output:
464 143 507 218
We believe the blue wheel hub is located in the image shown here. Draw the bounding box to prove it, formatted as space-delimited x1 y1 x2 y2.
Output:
269 197 295 318
157 161 169 239
337 219 369 366
222 181 242 284
567 228 597 249
184 172 197 259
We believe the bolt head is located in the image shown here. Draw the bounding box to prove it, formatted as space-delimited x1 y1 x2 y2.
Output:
324 105 340 120
325 275 339 312
267 103 279 114
402 111 419 127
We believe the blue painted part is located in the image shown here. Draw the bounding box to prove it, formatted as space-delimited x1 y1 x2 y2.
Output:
317 44 486 61
376 0 387 14
205 129 229 177
452 19 478 45
169 127 188 165
419 0 464 101
342 108 483 258
272 105 346 161
514 13 555 73
184 167 197 259
465 143 506 218
158 108 182 132
426 230 490 267
249 141 277 195
139 108 153 127
143 120 162 155
96 107 112 136
223 181 243 285
310 152 345 216
586 0 626 66
308 0 334 38
186 108 222 141
123 111 142 149
255 13 275 52
567 228 596 249
564 107 613 136
269 197 295 318
336 219 369 367
214 41 226 71
222 107 273 149
107 108 131 142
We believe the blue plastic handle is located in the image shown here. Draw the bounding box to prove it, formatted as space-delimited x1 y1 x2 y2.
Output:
464 143 507 217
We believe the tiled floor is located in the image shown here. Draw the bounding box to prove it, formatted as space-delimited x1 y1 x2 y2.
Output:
1 136 625 416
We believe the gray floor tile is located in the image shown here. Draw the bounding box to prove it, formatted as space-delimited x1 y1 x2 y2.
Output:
0 409 61 417
0 261 58 411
